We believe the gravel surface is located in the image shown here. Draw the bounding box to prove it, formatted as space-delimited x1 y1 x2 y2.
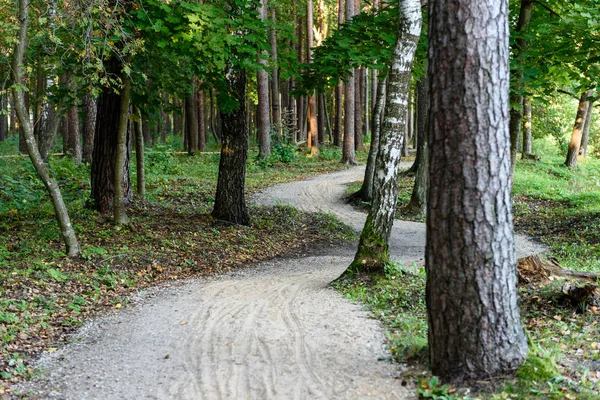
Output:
17 164 544 399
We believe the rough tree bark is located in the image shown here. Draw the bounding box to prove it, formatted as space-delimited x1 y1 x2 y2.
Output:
341 0 421 275
82 94 97 163
565 90 593 167
354 66 364 151
426 0 528 382
212 68 250 225
522 95 532 155
333 0 344 148
91 56 132 214
341 0 356 164
509 0 533 175
406 76 428 216
257 0 271 157
11 0 80 256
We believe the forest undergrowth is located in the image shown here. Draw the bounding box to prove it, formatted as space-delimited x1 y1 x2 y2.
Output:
340 155 600 399
0 136 360 393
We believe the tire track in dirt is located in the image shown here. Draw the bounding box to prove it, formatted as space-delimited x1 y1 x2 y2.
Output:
17 165 543 399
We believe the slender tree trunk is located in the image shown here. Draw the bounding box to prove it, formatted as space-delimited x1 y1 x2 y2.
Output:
185 83 199 154
334 0 344 147
270 8 281 136
257 0 271 157
67 103 81 163
134 107 145 199
0 94 8 141
342 0 421 275
522 95 532 155
306 0 318 155
406 76 428 216
426 0 528 382
11 0 80 257
82 94 97 163
341 0 357 163
354 68 364 151
113 66 131 225
19 92 30 154
580 96 595 158
565 90 593 167
10 94 18 136
198 90 206 151
508 0 533 175
317 93 326 144
212 68 249 225
356 77 386 202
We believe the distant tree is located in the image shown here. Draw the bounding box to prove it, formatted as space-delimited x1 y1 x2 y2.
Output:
426 0 528 382
565 89 593 167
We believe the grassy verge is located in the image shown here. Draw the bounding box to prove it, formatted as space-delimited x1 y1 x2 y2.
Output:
0 138 361 390
338 156 600 399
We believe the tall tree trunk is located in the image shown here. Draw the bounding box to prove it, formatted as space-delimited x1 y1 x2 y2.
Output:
82 94 97 163
579 96 595 158
10 94 18 136
0 94 8 141
356 77 386 202
212 68 249 225
333 0 344 147
11 0 80 257
354 67 364 151
426 0 528 382
134 107 145 199
306 0 318 155
565 90 593 167
270 8 281 136
317 93 326 144
113 66 131 225
67 103 81 163
406 76 428 216
185 83 199 154
508 0 533 175
341 0 421 275
91 56 131 214
522 95 532 155
341 0 356 163
18 92 30 154
198 90 206 151
257 0 271 157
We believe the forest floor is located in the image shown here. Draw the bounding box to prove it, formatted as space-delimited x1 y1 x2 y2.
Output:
12 164 544 399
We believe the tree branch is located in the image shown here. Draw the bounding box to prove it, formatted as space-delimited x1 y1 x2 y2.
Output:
557 89 579 100
532 0 561 18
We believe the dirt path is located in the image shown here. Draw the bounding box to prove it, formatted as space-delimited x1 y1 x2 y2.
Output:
18 165 544 399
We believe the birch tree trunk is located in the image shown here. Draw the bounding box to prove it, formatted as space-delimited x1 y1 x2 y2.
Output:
11 0 80 257
340 0 421 275
426 0 528 382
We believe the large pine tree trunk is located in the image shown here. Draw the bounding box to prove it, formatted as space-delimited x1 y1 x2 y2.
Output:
522 95 532 155
426 0 528 382
406 76 428 216
342 0 421 275
508 0 533 174
212 68 249 225
11 0 80 257
113 67 131 225
91 56 131 214
333 0 344 148
565 90 593 167
306 0 318 155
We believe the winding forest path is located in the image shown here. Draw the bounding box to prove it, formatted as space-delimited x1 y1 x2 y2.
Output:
20 165 544 399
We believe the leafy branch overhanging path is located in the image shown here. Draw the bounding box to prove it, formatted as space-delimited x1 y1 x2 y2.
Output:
20 165 544 399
